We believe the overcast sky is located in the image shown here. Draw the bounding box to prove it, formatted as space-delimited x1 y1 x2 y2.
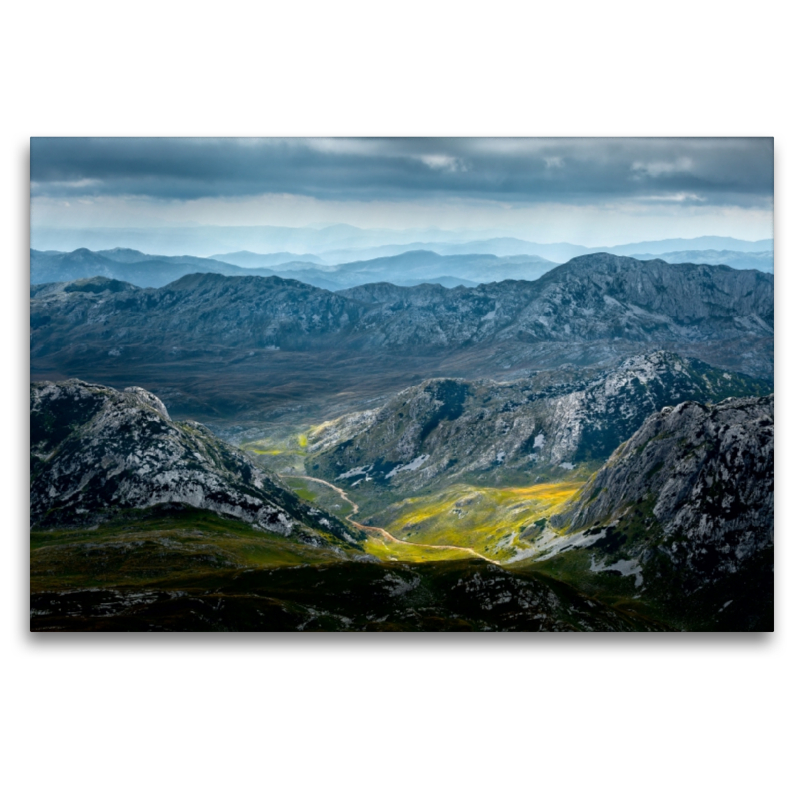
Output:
30 137 774 246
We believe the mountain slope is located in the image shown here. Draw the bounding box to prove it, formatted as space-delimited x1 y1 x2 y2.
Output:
30 558 667 632
31 272 370 352
30 380 362 548
524 395 773 629
523 254 772 336
307 352 771 492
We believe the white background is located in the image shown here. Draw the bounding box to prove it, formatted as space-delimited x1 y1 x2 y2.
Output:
2 2 797 799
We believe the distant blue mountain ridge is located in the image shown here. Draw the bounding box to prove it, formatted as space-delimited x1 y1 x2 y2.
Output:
30 236 774 292
30 247 555 290
31 223 772 264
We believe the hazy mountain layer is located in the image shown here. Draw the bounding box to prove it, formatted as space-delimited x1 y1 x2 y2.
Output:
607 236 773 256
31 247 555 290
30 247 287 287
31 224 772 263
211 250 327 267
319 236 774 265
307 250 556 286
629 249 773 273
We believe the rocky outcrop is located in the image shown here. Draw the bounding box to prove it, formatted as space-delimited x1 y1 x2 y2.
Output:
545 394 774 593
30 380 362 547
308 352 771 491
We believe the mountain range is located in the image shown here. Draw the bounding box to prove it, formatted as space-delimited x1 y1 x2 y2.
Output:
31 223 773 264
311 236 774 266
31 247 555 290
28 378 668 631
30 248 283 287
31 254 774 352
28 243 775 631
30 253 774 419
209 250 327 267
31 233 774 294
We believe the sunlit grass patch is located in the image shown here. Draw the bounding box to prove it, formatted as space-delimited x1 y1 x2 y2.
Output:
370 481 583 561
362 533 474 564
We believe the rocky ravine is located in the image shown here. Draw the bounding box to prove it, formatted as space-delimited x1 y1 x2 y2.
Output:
30 380 362 547
537 395 773 597
308 352 771 492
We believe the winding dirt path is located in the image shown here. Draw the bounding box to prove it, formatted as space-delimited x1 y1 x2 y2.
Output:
283 474 500 565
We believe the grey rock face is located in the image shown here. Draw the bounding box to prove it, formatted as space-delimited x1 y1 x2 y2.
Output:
308 352 771 491
548 394 774 591
30 380 361 546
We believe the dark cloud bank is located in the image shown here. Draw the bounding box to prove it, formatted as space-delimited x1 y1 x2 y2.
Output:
31 137 774 208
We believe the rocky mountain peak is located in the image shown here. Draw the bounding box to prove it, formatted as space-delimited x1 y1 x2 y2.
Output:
30 380 362 548
543 394 774 594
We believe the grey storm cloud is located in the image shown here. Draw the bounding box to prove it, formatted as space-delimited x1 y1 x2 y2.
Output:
30 137 773 207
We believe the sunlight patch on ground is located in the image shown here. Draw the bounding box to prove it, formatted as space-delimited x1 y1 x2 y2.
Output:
362 535 472 563
371 481 583 561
